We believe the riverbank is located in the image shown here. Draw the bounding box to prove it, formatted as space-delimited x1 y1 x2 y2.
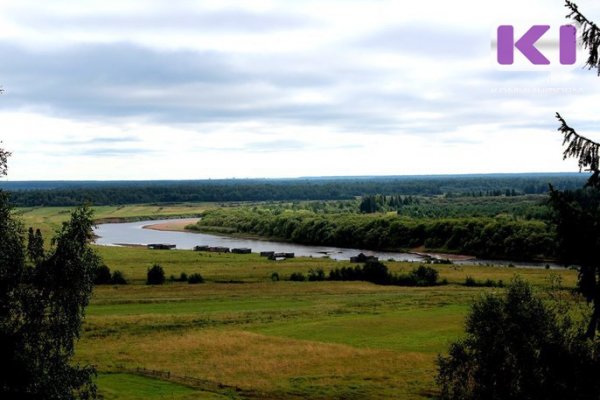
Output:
142 218 200 232
158 221 478 262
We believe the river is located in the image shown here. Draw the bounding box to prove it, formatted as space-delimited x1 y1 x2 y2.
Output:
93 218 562 268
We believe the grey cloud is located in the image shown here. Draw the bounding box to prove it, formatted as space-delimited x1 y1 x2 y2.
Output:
51 136 140 145
69 148 154 157
358 24 486 58
0 37 588 138
0 41 430 129
14 8 314 33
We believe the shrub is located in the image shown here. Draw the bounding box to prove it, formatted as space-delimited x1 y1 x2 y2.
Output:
409 265 439 286
178 272 188 282
111 270 127 285
465 276 477 287
187 273 204 284
308 268 325 281
464 276 504 288
329 265 361 281
146 264 165 285
329 262 440 287
437 279 600 400
94 264 112 285
361 261 390 284
289 272 306 281
271 272 280 282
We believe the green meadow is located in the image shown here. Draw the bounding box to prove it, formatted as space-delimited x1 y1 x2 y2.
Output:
18 205 580 399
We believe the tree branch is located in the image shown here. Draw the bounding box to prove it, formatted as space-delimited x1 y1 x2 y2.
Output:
565 0 600 74
556 112 600 187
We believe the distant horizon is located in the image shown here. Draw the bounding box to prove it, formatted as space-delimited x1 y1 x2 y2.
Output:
0 171 589 185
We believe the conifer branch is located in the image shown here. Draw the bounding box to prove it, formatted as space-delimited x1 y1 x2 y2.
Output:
565 0 600 74
556 112 600 187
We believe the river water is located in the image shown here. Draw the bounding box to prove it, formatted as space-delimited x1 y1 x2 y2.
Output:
93 218 562 268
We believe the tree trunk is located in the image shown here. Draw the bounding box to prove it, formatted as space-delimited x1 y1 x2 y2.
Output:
586 274 600 339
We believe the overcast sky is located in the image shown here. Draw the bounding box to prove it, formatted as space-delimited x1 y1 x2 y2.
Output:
2 0 600 180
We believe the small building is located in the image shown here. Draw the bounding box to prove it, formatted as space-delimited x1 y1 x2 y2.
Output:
208 246 230 253
260 251 275 258
270 252 295 260
231 248 251 254
194 245 210 251
147 244 176 250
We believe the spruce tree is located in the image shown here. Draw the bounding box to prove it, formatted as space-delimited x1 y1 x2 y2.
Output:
551 1 600 338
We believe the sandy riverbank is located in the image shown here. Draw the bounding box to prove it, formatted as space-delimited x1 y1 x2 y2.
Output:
142 218 200 232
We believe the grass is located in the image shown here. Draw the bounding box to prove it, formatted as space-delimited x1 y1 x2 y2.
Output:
97 373 228 400
15 204 583 399
13 203 214 240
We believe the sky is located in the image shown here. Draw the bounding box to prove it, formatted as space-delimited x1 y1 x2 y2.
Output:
2 0 600 180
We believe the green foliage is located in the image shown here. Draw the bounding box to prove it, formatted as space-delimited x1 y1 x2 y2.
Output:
187 273 204 284
407 265 439 286
95 264 127 285
307 268 325 281
94 264 113 285
328 262 440 287
146 264 165 285
289 272 306 282
111 270 127 285
195 207 554 261
464 276 504 288
4 175 588 207
437 279 600 400
270 272 280 282
0 201 100 399
549 186 600 336
26 227 44 263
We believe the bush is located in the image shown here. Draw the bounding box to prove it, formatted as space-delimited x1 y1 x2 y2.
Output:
362 261 390 284
409 265 439 286
437 279 600 400
187 273 204 284
289 272 306 281
111 270 127 285
329 262 440 287
271 272 280 282
329 265 361 281
94 264 113 285
308 268 325 281
178 272 188 282
465 276 477 287
464 276 504 288
146 264 165 285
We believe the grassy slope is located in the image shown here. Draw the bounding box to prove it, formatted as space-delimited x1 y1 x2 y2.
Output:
82 247 578 400
17 205 581 399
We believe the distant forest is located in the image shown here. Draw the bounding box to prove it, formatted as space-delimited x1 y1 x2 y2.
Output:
1 173 588 206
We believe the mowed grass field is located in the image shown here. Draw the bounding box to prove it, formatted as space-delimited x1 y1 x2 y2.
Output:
18 205 581 399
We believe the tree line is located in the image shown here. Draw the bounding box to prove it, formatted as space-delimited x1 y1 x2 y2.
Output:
192 208 554 261
4 174 588 206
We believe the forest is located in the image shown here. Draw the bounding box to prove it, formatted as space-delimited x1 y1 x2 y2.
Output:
3 173 587 206
191 204 556 261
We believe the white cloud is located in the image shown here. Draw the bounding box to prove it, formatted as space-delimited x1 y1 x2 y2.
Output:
0 0 600 179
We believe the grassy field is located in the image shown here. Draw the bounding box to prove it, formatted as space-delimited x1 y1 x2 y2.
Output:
13 203 215 239
82 246 578 400
17 204 581 399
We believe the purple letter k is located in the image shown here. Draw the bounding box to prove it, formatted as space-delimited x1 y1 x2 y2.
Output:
498 25 550 65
